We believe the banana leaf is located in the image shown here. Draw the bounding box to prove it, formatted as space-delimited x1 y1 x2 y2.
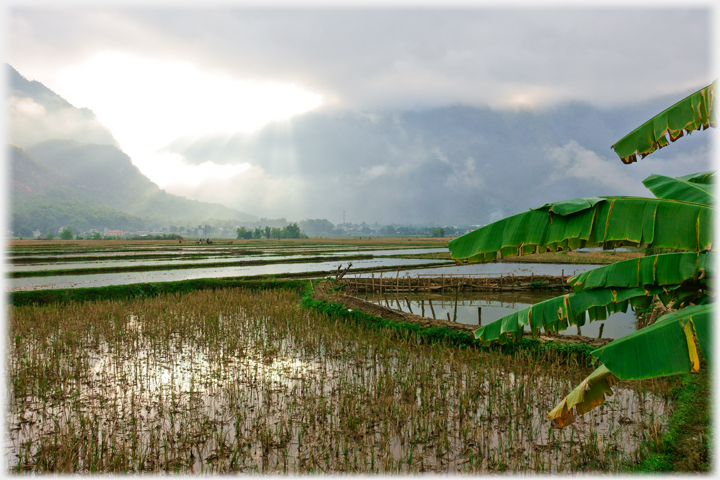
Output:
473 285 690 345
676 170 715 185
548 365 618 428
591 304 712 379
448 197 713 263
612 81 716 164
643 173 714 206
548 304 713 428
568 252 713 292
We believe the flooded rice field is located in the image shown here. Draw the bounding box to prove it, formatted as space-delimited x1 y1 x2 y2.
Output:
9 248 447 271
8 258 450 292
7 288 671 473
361 291 639 340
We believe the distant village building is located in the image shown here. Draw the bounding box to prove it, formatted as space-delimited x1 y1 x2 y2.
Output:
105 230 125 237
32 230 41 238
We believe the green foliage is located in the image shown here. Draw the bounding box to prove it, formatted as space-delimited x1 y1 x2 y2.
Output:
431 227 445 238
448 195 712 263
236 227 253 239
60 228 73 240
611 81 716 164
631 371 711 472
9 278 307 307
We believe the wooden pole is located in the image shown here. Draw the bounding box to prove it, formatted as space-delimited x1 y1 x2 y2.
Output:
446 312 451 322
421 299 425 317
396 269 400 293
453 283 460 322
380 271 383 294
477 306 482 325
371 273 375 294
429 299 436 319
405 297 413 314
384 294 390 308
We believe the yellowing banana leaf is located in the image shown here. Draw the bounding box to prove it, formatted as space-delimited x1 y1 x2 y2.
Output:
548 365 618 428
612 81 716 164
475 287 654 345
676 170 715 185
568 252 713 292
448 197 713 263
549 304 712 428
643 173 714 206
590 304 713 380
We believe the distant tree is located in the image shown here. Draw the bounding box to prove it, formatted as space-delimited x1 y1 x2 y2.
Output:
380 225 397 236
46 233 54 240
431 227 445 238
236 227 252 240
253 227 263 239
265 226 272 239
60 228 73 240
91 232 103 240
282 223 303 239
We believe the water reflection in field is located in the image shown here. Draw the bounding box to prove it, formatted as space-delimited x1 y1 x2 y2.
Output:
8 258 451 292
362 290 638 341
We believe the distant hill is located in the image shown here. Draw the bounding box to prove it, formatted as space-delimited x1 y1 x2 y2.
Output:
7 64 257 235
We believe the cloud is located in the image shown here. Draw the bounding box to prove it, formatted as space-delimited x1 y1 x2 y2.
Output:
7 94 118 148
8 8 711 112
545 141 639 193
162 163 307 219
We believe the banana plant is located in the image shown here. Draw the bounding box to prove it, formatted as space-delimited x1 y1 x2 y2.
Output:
448 82 715 427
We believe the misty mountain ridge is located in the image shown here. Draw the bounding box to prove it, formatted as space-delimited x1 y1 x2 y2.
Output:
7 62 713 230
7 64 257 235
163 87 712 225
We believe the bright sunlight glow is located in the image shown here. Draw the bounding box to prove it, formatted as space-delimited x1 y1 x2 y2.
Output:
54 52 323 187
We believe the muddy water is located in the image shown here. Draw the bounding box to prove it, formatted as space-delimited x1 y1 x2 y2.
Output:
363 291 639 340
8 289 669 473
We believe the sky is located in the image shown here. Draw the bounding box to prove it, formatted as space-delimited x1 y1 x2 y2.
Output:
4 4 718 224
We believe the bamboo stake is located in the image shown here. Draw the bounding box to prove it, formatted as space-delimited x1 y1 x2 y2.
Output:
428 299 436 319
404 297 413 314
421 299 425 317
453 283 460 322
477 307 482 325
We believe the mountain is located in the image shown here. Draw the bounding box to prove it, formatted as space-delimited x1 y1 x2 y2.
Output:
163 90 713 225
7 64 119 148
7 64 257 235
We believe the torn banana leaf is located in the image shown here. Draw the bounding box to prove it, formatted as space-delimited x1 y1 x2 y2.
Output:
612 81 716 164
568 252 713 292
448 197 713 263
473 286 681 345
591 304 713 380
643 172 714 206
548 365 618 428
548 304 713 428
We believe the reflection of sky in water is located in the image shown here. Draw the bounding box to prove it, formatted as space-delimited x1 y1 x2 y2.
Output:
367 291 638 340
11 248 447 271
8 257 450 291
